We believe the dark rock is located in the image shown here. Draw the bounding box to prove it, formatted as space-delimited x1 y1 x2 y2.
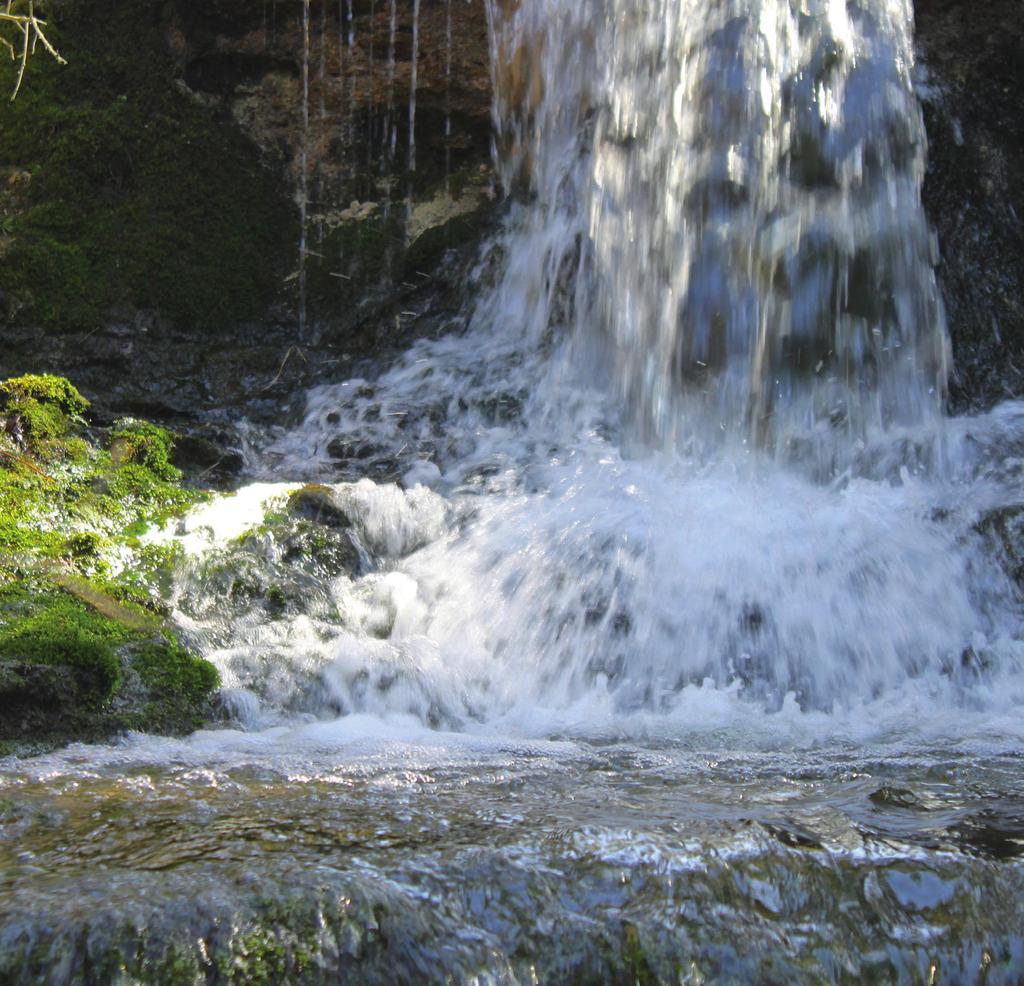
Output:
183 51 299 94
975 503 1024 589
327 438 376 461
916 0 1024 410
288 484 353 528
0 0 499 454
3 414 25 449
172 432 245 484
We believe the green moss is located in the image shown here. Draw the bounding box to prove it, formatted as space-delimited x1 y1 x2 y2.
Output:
0 2 294 330
102 463 204 522
0 374 219 745
0 374 89 417
0 590 131 701
0 373 91 459
64 530 102 558
0 463 63 556
133 638 220 704
117 637 221 734
0 582 220 739
110 418 181 481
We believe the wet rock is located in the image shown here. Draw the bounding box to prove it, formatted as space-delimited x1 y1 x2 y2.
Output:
171 431 245 484
167 0 497 337
276 521 362 579
287 484 353 528
0 372 220 749
975 503 1024 590
0 0 499 444
0 635 220 746
326 437 376 461
915 0 1024 409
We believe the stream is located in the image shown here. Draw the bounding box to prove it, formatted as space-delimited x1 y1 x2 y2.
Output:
3 0 1024 981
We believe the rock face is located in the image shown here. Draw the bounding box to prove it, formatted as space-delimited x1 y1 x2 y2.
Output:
0 0 498 432
168 0 496 329
915 0 1024 411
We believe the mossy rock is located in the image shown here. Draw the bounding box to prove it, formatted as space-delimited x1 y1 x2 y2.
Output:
0 1 295 330
287 484 353 528
0 372 89 452
0 373 89 417
176 514 358 625
0 373 220 747
0 591 127 699
0 585 220 742
110 418 182 481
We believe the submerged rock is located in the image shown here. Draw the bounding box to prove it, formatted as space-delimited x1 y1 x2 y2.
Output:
975 503 1024 590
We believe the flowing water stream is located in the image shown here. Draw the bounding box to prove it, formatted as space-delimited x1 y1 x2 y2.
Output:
4 0 1024 982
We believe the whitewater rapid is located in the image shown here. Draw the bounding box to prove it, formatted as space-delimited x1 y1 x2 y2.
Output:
140 0 1024 751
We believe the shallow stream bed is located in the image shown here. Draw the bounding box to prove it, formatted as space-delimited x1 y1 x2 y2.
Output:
3 730 1024 983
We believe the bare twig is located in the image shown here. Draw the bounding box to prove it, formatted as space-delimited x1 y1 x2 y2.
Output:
261 345 308 391
0 1 66 100
0 444 56 482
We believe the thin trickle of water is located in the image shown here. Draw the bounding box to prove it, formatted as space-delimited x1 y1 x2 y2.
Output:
386 0 397 159
347 0 357 182
408 0 422 172
319 0 327 121
444 0 453 191
367 0 376 164
316 0 327 251
298 0 311 341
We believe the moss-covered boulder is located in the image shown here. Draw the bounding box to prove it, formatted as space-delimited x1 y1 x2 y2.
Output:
0 587 218 743
0 373 220 749
0 371 89 455
286 484 353 529
110 418 182 481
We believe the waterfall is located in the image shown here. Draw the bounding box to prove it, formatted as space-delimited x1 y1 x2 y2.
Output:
5 8 1024 977
174 0 1023 731
487 0 949 468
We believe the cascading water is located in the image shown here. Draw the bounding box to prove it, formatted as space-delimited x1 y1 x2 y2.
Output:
4 3 1024 981
444 0 453 190
192 0 1022 733
489 0 949 464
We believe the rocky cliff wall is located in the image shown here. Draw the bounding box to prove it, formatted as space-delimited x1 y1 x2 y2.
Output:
0 0 497 438
916 0 1024 411
0 0 1021 438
